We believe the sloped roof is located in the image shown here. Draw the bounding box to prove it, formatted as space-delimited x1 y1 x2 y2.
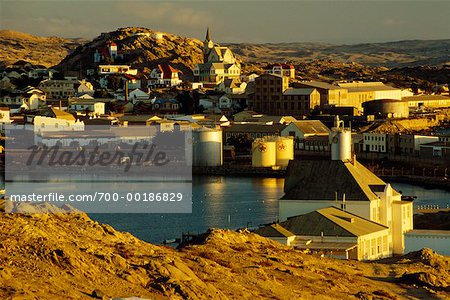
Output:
50 108 75 121
282 159 387 201
279 206 388 237
223 123 286 134
222 78 241 89
283 88 316 96
289 120 330 135
254 224 295 238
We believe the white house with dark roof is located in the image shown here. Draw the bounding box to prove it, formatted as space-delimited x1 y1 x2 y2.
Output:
278 117 413 255
256 206 391 260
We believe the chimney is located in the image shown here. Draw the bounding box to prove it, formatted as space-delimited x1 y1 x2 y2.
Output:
125 79 129 102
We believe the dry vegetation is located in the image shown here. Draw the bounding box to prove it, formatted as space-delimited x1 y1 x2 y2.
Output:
0 205 448 299
0 30 84 68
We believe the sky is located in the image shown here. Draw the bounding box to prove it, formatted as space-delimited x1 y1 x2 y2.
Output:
0 0 449 44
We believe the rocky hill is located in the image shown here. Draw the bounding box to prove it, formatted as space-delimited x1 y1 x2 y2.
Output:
0 205 449 299
227 39 450 68
56 27 204 80
0 30 85 68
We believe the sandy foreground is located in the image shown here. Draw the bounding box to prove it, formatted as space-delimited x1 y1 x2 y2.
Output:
0 205 449 300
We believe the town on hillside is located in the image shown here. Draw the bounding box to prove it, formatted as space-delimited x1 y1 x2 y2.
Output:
0 27 449 262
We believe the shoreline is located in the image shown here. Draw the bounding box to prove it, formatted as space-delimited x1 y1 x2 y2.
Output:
193 166 450 191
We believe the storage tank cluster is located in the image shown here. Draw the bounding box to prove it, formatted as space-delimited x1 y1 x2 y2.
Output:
362 99 409 119
329 116 352 162
192 128 223 166
252 136 294 169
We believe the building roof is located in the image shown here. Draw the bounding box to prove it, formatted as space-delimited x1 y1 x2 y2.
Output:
283 88 316 96
295 81 342 90
420 141 450 148
222 78 241 89
288 120 330 135
280 206 388 237
338 82 398 92
119 114 160 123
282 159 391 201
223 123 286 134
49 108 75 121
402 95 450 102
254 224 295 238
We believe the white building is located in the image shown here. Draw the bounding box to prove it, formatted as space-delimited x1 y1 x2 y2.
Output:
33 108 84 133
69 101 105 116
257 207 391 260
363 132 387 153
278 118 413 256
148 64 182 88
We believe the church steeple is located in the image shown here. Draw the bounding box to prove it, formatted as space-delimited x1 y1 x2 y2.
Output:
203 27 214 62
205 27 211 41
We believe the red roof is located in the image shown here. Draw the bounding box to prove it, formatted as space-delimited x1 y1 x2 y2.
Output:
158 64 181 79
107 41 117 47
122 74 139 80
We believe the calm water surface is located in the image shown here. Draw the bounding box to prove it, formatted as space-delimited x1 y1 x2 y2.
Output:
90 177 450 244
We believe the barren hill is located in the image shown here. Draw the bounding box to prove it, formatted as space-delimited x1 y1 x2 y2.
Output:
56 27 204 80
0 29 85 68
227 39 450 68
0 207 448 299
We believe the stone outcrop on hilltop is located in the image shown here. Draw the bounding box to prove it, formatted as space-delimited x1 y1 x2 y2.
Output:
0 30 85 68
56 27 204 80
0 207 449 299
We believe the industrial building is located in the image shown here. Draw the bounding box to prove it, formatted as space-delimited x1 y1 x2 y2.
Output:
192 128 223 167
281 120 330 149
248 74 320 116
256 207 391 260
251 136 294 169
278 117 413 256
362 99 409 119
402 95 450 109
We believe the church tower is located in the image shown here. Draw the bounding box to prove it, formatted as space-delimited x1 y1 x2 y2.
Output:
203 27 214 62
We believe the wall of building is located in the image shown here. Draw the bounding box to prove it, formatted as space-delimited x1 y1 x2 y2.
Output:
392 202 413 255
358 230 391 260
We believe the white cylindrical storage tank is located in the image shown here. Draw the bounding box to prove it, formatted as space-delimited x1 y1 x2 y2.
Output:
252 139 276 167
275 137 294 168
192 129 223 166
330 130 352 161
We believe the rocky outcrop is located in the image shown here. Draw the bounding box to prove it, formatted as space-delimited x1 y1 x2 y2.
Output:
55 27 203 80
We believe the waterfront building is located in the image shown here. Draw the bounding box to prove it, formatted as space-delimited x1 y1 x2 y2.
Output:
281 120 330 149
387 134 439 155
278 117 413 256
223 123 286 143
257 206 391 260
362 132 387 153
419 141 450 160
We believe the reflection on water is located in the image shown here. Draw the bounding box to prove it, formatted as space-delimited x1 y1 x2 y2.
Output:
91 176 284 243
391 183 450 207
3 174 448 243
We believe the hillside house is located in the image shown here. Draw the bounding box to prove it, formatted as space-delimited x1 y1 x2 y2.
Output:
148 64 182 88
